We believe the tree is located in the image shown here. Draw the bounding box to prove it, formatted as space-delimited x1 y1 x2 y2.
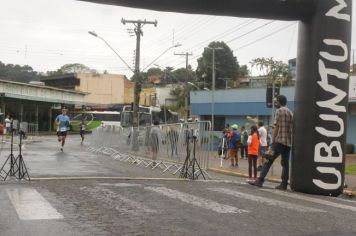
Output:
250 57 292 86
46 63 97 76
0 61 39 83
238 65 249 77
146 67 163 77
172 66 196 83
196 41 239 89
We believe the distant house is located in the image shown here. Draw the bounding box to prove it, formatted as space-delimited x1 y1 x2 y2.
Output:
41 73 135 109
148 75 161 84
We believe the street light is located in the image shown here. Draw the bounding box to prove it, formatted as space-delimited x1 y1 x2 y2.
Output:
187 82 210 91
142 43 182 71
187 82 200 90
88 31 134 73
206 47 223 131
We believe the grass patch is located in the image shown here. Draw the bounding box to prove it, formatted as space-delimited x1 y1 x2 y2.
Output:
345 164 356 175
70 120 101 131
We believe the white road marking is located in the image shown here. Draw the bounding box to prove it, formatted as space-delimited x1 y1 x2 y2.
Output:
80 186 157 214
209 188 325 213
145 186 248 214
6 188 63 220
98 183 142 187
262 189 356 212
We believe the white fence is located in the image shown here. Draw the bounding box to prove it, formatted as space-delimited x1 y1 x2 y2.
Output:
88 121 212 179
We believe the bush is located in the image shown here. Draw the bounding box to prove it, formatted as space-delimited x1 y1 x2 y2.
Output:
346 143 355 154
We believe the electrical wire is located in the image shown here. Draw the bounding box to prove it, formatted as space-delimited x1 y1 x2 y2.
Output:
233 22 297 51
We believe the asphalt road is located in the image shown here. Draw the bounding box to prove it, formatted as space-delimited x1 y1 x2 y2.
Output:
0 135 355 236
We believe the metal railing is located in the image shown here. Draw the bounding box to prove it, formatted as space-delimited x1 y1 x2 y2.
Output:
19 122 38 136
88 121 212 179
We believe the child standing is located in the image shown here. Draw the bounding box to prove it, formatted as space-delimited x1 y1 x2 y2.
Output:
247 125 260 181
227 124 240 167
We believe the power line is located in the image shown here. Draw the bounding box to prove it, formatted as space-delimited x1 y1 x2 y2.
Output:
233 22 297 51
226 20 275 44
160 18 258 66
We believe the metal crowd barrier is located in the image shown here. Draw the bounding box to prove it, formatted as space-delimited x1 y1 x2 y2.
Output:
88 121 212 179
19 122 38 136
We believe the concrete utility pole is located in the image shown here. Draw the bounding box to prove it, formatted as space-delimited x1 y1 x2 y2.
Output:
174 52 192 121
121 18 157 127
206 47 223 131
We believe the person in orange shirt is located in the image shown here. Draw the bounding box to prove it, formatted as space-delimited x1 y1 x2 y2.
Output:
247 125 260 181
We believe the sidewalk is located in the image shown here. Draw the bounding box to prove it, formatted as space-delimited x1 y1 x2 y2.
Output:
208 153 356 196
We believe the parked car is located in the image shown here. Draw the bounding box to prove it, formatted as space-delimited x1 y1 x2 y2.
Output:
0 124 4 134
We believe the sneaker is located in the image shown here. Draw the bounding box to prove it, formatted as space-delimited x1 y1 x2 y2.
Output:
246 178 253 182
248 178 263 187
275 183 287 190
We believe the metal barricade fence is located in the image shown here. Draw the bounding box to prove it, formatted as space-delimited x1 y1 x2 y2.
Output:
19 122 38 136
88 121 212 179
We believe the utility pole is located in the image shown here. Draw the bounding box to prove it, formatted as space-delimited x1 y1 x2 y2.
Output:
121 18 157 127
206 47 223 131
174 52 193 121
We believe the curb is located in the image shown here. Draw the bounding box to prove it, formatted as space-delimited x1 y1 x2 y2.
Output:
208 168 281 183
208 168 356 197
29 176 189 181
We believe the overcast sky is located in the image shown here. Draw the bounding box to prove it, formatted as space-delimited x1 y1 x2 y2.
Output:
0 0 355 78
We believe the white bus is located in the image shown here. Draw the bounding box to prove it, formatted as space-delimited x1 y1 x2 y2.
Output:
120 105 178 127
71 111 121 130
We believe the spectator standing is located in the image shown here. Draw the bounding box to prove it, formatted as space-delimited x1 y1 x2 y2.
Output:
227 124 240 167
257 121 268 171
149 120 161 165
12 119 18 135
5 115 12 135
240 126 248 159
247 125 260 181
249 95 293 190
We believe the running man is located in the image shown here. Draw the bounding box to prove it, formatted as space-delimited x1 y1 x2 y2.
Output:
79 120 85 144
55 108 70 151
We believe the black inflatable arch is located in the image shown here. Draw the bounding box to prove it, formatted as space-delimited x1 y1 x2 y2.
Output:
81 0 352 196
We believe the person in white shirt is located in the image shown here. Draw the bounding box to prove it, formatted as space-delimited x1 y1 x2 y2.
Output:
257 121 268 171
4 115 12 135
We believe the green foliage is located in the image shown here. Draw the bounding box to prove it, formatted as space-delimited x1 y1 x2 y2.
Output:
196 41 239 89
170 86 187 108
0 61 40 83
250 57 292 86
46 63 97 76
345 165 356 175
70 120 101 131
146 67 163 77
238 65 249 77
346 143 355 154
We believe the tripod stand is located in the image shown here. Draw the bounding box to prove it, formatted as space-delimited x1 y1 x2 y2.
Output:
180 129 206 180
0 130 30 181
13 131 30 180
0 125 16 180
